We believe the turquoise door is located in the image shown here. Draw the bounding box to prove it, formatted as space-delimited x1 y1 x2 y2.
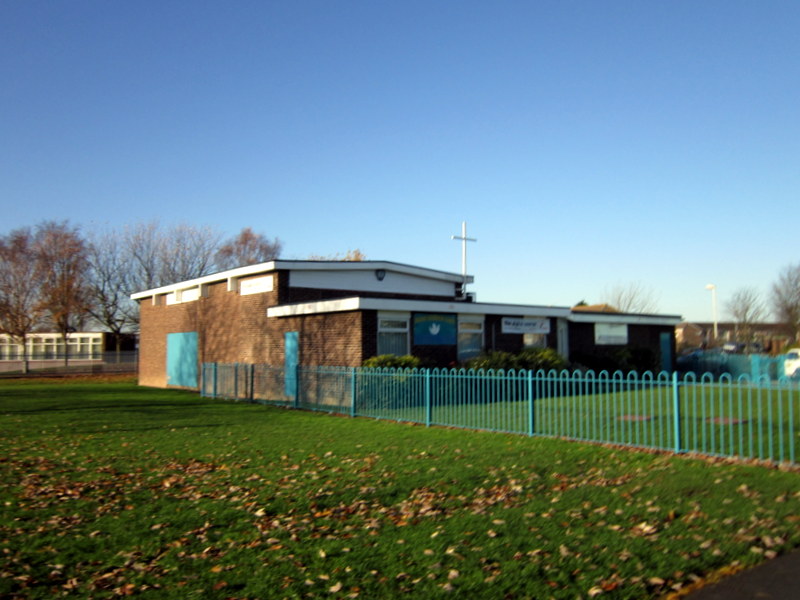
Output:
167 332 198 387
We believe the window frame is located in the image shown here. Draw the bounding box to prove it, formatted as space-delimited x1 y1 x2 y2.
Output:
457 315 485 362
377 311 411 356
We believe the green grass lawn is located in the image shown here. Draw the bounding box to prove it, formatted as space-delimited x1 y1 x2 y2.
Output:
2 379 799 599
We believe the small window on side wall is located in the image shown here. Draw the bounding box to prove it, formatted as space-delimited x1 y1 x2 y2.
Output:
458 316 484 362
377 312 410 356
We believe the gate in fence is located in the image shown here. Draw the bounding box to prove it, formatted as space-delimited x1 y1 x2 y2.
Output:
201 363 799 466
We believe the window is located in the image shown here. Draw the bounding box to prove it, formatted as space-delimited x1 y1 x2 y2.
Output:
523 333 547 348
30 337 44 359
377 312 410 356
458 316 484 362
91 336 102 359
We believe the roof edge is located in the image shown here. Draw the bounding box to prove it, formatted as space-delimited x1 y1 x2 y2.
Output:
130 260 471 300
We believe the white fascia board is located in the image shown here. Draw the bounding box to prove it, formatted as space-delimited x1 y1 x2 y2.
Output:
130 260 469 301
568 312 683 326
267 297 571 318
130 261 279 300
267 297 363 317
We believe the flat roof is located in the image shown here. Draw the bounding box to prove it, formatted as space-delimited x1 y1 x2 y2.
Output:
267 296 682 325
131 259 471 300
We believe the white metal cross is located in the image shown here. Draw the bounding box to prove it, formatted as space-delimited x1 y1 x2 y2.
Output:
451 221 476 297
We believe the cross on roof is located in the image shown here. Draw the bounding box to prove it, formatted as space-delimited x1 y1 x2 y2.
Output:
451 221 476 298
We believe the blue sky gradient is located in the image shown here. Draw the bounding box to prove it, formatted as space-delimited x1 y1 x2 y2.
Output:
2 1 798 320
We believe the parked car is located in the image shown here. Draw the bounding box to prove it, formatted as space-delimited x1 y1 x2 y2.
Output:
784 349 800 377
722 342 763 354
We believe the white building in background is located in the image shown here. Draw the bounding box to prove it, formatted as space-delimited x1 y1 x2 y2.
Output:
0 332 105 361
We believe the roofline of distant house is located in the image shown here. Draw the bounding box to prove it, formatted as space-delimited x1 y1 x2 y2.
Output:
130 260 472 300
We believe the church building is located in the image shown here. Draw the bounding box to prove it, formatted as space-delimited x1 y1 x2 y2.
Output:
132 260 680 388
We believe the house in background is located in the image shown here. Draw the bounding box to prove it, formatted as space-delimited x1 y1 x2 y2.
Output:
131 260 681 389
675 321 790 354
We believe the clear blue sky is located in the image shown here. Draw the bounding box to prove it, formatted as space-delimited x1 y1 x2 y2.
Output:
2 1 798 321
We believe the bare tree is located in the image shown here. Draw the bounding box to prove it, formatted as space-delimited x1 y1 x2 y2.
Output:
215 227 282 270
34 221 92 366
161 223 221 283
86 228 138 356
725 286 766 343
772 263 800 343
124 221 222 292
602 282 659 314
0 228 47 373
307 248 367 261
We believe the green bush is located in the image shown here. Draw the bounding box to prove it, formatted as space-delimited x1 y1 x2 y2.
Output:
464 348 568 372
463 351 519 372
570 347 658 374
516 347 568 371
362 354 423 369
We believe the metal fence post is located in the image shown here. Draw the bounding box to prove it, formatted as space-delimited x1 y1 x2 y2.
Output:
672 371 683 453
293 366 300 408
350 367 357 417
249 364 255 402
527 370 535 436
425 369 431 427
212 362 217 399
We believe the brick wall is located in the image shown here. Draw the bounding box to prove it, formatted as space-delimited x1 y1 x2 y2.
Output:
137 272 376 387
269 311 367 367
137 274 282 387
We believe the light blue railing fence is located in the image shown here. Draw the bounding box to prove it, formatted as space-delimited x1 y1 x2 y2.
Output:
200 364 799 466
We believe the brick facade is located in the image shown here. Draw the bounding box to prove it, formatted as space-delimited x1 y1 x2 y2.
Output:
136 267 420 387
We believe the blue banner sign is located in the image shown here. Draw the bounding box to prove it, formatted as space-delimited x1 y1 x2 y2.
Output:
414 314 456 345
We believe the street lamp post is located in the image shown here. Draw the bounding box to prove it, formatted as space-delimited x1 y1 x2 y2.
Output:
705 284 718 343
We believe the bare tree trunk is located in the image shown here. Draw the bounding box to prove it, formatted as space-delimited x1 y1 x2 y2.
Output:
115 333 122 364
63 332 70 368
21 336 29 375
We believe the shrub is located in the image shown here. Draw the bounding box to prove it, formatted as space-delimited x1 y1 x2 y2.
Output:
570 347 658 374
463 351 519 372
362 354 423 369
516 347 568 372
464 348 567 372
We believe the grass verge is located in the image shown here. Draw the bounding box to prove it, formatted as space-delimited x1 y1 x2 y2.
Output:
1 379 798 599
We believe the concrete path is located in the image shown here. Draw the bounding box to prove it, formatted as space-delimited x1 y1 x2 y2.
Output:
685 548 800 599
